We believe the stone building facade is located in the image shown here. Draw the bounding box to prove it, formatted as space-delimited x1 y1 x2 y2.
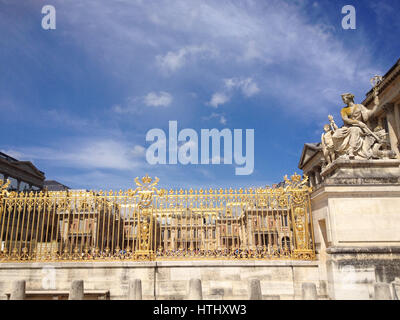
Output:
0 152 45 191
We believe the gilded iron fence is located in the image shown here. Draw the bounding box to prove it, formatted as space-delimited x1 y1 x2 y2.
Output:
0 174 315 262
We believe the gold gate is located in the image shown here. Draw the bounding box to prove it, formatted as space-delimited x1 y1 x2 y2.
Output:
0 173 315 262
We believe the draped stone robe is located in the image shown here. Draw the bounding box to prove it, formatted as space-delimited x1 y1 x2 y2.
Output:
332 104 375 159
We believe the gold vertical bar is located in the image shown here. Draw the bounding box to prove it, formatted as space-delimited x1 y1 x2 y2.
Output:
111 194 116 258
89 193 95 256
258 191 262 253
289 202 297 256
14 193 22 258
28 192 38 259
0 195 8 252
16 193 26 259
116 194 122 258
80 194 87 258
120 195 125 256
135 197 139 255
67 194 73 258
106 193 111 256
23 195 33 256
40 194 49 260
100 192 106 257
62 193 70 259
7 194 18 257
34 195 43 260
44 196 52 260
54 193 64 260
95 194 101 258
308 193 315 257
73 194 78 258
49 194 58 260
200 209 203 258
3 198 12 258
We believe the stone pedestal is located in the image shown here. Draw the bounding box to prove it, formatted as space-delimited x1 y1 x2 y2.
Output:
312 159 400 299
187 279 203 300
128 279 142 300
321 159 400 185
69 280 84 300
248 279 262 300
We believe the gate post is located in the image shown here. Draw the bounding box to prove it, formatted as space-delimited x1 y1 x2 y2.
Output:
132 175 162 261
285 174 315 260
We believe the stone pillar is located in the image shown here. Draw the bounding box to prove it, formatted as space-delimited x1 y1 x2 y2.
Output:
128 279 142 300
391 279 400 300
69 280 84 300
10 280 26 300
302 282 317 300
383 103 400 157
309 173 316 188
374 282 392 300
188 279 202 300
248 279 262 300
315 169 322 185
394 103 400 143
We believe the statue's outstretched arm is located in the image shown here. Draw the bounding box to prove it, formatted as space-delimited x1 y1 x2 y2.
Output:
366 88 381 121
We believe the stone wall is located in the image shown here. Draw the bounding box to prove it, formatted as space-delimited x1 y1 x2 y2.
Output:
325 247 400 300
0 260 321 300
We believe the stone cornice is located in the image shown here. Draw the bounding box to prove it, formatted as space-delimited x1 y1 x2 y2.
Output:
326 246 400 254
0 260 319 269
320 159 400 178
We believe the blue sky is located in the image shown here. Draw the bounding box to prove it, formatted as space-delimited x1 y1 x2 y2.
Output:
1 0 399 190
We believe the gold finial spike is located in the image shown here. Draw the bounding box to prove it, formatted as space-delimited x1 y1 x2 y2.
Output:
142 174 152 184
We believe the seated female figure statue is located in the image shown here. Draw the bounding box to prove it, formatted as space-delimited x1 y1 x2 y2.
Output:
332 92 381 159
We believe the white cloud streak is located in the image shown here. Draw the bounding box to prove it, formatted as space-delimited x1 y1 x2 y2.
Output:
144 91 173 107
156 45 216 74
5 139 144 171
208 92 230 108
56 0 380 116
208 77 260 107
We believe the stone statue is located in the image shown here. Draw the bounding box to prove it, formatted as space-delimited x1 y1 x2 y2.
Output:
321 80 396 165
321 115 338 165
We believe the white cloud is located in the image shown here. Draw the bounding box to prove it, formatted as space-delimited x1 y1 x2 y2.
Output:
8 139 143 171
45 109 91 128
144 91 173 107
131 145 146 157
208 77 260 107
202 112 227 125
57 0 381 117
208 92 230 108
219 115 227 125
112 104 124 113
112 92 172 113
156 45 215 73
224 77 260 97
